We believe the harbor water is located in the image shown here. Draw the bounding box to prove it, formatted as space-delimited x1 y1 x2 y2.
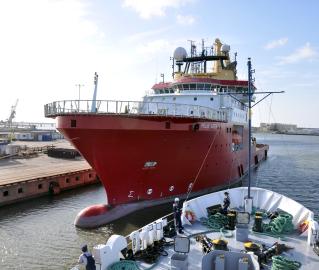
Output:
0 134 318 269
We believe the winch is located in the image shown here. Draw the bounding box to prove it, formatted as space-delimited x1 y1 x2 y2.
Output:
212 239 228 251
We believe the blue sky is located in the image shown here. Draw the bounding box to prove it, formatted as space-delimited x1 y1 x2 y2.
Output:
0 0 318 127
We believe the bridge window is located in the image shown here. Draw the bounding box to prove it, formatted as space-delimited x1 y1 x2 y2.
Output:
189 84 196 90
197 83 204 90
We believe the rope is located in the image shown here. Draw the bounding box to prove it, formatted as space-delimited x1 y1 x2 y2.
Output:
185 129 219 201
271 255 302 270
263 213 294 236
107 260 139 270
200 212 228 231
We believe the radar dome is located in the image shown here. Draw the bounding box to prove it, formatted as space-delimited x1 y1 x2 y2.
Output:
173 47 187 61
221 44 230 53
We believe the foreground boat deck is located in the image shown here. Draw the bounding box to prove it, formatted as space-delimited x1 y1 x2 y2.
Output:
137 221 319 270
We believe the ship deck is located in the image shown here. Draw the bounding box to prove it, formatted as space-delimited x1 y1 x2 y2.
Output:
135 220 319 270
96 187 319 270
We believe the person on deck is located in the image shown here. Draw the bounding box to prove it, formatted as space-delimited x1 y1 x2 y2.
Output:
221 192 230 214
78 244 96 270
173 197 184 234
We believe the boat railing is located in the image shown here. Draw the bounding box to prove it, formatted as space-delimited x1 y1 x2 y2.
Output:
44 100 228 122
124 211 175 248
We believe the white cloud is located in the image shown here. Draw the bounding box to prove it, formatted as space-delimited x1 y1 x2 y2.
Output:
122 0 194 19
176 14 195 25
264 37 288 50
278 43 318 65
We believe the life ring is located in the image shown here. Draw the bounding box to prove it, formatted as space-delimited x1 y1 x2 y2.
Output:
185 210 196 223
299 220 309 233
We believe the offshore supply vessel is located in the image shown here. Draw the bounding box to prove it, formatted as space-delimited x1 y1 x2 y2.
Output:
45 38 268 227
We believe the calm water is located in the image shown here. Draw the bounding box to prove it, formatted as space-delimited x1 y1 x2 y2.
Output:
0 134 318 269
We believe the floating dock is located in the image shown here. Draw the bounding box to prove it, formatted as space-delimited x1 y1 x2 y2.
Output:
0 152 98 207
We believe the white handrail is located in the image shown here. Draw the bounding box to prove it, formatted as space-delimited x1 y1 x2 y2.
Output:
44 100 228 122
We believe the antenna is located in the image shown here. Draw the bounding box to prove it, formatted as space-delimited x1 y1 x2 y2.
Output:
91 72 98 113
170 56 175 78
160 73 165 83
188 40 197 73
247 58 253 200
215 58 284 213
75 84 84 112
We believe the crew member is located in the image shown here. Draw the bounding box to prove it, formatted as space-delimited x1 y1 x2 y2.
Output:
173 198 184 234
221 192 230 214
78 244 96 270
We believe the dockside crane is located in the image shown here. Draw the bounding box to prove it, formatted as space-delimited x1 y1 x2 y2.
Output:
6 99 19 128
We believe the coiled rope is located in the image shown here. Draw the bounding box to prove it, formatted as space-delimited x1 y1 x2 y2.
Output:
107 260 139 270
200 213 233 238
271 255 302 270
200 212 228 231
263 213 294 236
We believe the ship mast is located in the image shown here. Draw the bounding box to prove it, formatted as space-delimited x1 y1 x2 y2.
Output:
247 58 253 200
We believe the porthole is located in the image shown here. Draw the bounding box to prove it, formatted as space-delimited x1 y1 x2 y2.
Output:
147 188 153 195
194 97 197 101
169 186 174 192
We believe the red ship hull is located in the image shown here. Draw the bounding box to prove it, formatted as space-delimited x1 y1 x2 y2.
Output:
56 114 268 207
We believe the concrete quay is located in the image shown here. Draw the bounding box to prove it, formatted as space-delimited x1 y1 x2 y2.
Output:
0 153 98 207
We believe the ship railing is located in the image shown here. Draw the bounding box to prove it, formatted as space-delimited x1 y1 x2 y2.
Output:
124 211 175 249
44 100 228 122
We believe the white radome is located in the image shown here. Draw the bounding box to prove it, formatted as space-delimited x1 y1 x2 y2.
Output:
173 47 187 61
221 44 230 53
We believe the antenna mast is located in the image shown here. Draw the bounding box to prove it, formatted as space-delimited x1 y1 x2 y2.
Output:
247 58 254 200
91 72 98 113
75 84 84 112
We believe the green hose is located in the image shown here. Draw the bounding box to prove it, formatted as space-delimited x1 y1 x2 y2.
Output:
271 255 302 270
